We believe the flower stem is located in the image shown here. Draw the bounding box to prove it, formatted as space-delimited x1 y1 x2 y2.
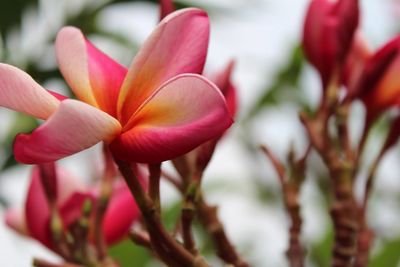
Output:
196 194 250 267
114 158 209 267
260 144 306 267
149 163 162 213
181 178 200 254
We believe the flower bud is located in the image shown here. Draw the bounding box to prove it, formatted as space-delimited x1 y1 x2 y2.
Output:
303 0 359 87
159 0 176 20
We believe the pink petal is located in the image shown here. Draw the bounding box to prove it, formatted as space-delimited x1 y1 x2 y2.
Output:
25 167 52 247
14 99 121 164
5 208 29 236
117 8 210 126
303 0 359 87
103 180 139 245
59 192 94 228
343 31 371 95
159 0 176 20
210 60 238 118
111 74 233 163
303 0 334 83
56 168 87 203
56 27 127 117
25 166 87 248
358 36 400 119
47 90 69 101
0 64 60 119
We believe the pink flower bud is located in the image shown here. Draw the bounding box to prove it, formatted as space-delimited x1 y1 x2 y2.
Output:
303 0 359 87
159 0 176 20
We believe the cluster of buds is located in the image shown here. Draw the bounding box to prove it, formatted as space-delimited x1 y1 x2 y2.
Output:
299 0 400 267
5 161 141 266
304 0 400 128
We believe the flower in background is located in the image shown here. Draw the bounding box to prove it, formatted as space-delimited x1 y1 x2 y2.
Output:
303 0 359 87
348 36 400 122
0 8 232 164
5 165 139 250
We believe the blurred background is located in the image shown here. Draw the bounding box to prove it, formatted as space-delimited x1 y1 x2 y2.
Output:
1 0 400 266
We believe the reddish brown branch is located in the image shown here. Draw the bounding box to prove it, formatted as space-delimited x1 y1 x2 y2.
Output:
114 158 209 267
181 179 201 255
196 195 250 267
33 259 83 267
300 73 360 267
149 163 162 214
130 229 152 250
261 144 306 267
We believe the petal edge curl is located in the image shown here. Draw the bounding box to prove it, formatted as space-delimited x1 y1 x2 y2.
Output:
14 99 121 164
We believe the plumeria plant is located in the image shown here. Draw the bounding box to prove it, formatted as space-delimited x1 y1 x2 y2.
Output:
2 0 400 266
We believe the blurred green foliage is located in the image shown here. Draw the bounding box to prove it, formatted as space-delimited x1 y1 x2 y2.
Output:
369 238 400 267
247 44 305 120
109 239 152 267
0 0 38 39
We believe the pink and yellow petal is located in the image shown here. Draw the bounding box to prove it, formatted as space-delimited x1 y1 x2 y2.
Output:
0 64 60 120
111 74 233 163
117 8 210 125
56 27 127 117
14 99 121 164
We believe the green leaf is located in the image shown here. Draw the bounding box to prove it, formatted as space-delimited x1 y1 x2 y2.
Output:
2 113 38 146
369 238 400 267
247 44 305 119
162 201 182 231
108 239 152 267
1 113 39 171
0 0 38 38
309 225 333 267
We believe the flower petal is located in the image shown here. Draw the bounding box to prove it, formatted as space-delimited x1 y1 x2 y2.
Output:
56 27 127 117
303 0 334 84
25 166 89 248
0 64 60 119
103 180 139 245
117 8 210 125
25 167 52 247
14 99 122 164
159 0 176 20
210 60 238 118
343 31 371 95
59 192 94 228
5 208 29 236
358 36 400 119
111 74 233 163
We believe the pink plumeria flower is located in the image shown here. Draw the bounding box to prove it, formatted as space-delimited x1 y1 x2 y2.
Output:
5 166 139 249
0 8 232 164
